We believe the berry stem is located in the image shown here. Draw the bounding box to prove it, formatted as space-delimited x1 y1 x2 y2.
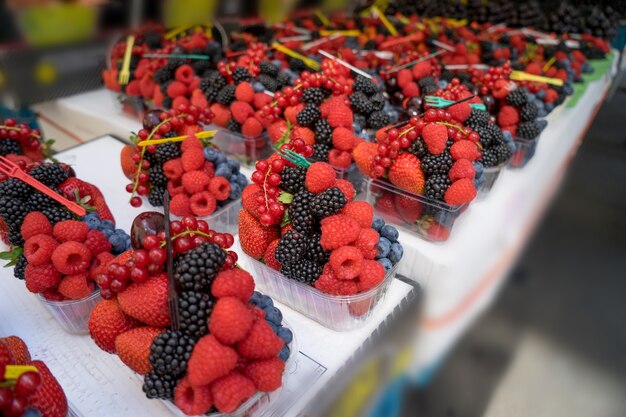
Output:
0 125 40 138
435 121 468 135
159 229 212 247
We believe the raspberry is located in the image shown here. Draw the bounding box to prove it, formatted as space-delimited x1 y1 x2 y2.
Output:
182 170 210 194
180 136 203 153
89 251 115 279
25 263 61 293
167 81 187 98
341 201 374 229
320 214 360 250
449 159 476 182
202 161 215 178
335 179 355 201
209 176 231 201
175 65 195 84
444 178 477 205
235 82 255 103
174 376 214 416
305 162 336 194
402 81 420 98
450 141 481 161
209 297 254 345
211 373 256 414
354 228 379 259
21 212 52 240
52 220 89 243
181 147 205 172
170 194 192 217
58 272 94 299
41 289 65 301
163 158 184 180
211 269 255 302
327 105 353 129
237 319 284 360
244 358 285 392
329 127 355 152
231 101 254 124
24 234 58 266
254 92 272 110
422 123 448 155
241 118 263 138
357 260 386 291
328 149 351 168
448 102 472 123
211 103 231 127
412 60 432 80
314 264 358 295
329 246 364 280
188 334 238 387
497 105 520 126
168 179 186 197
189 191 217 216
84 229 112 256
172 96 190 110
51 241 91 275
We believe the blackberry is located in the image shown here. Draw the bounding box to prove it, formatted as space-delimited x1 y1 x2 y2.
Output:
370 93 386 111
289 191 315 235
421 153 453 176
144 30 163 49
310 187 347 218
160 80 172 94
258 74 279 92
178 291 213 338
153 67 173 84
27 189 62 210
367 110 390 129
520 102 538 122
154 142 181 164
282 259 322 285
203 71 226 91
288 57 307 72
232 66 252 84
259 61 279 77
29 164 68 187
417 76 436 89
517 121 541 140
167 58 186 69
192 60 210 75
466 109 492 130
276 72 291 89
41 206 74 224
227 118 241 133
280 166 306 194
481 144 512 167
302 88 325 105
13 255 27 280
174 243 226 292
0 139 22 156
149 330 195 378
350 92 375 116
305 233 330 265
0 197 29 227
505 88 528 106
296 105 321 127
8 228 23 247
148 186 165 207
353 75 378 95
204 87 219 103
216 85 236 105
476 124 503 148
312 143 330 162
275 230 307 265
364 39 377 50
162 97 173 110
149 165 167 188
0 178 30 199
143 371 176 400
424 174 451 201
314 119 332 145
408 138 428 159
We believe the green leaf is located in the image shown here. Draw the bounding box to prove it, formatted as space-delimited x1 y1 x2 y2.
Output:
273 120 293 151
277 192 294 204
0 247 23 268
280 209 290 227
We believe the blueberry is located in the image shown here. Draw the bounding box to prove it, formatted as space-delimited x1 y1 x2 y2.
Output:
227 160 240 172
215 152 227 165
101 220 115 230
278 346 290 361
236 173 248 188
536 89 546 99
545 102 554 112
252 81 265 92
277 327 293 344
372 217 385 231
102 228 113 238
437 80 448 89
250 291 262 306
204 147 219 162
83 216 101 230
215 163 232 179
472 161 484 179
258 294 274 309
378 258 393 272
267 321 279 333
380 225 399 242
537 119 548 131
265 306 283 325
474 175 486 190
114 229 127 236
375 237 391 259
229 183 242 200
389 242 403 264
109 234 126 253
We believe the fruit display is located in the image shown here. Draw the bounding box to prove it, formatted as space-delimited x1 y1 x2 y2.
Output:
0 336 68 417
88 213 292 415
0 120 47 163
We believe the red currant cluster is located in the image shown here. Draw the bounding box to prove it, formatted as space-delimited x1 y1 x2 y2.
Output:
95 216 236 299
0 368 41 417
432 78 477 101
219 42 267 78
0 119 44 160
380 52 443 81
468 62 512 95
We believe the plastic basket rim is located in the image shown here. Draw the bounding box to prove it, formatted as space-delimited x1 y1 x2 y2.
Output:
141 195 242 221
211 124 269 142
366 177 465 213
37 290 101 307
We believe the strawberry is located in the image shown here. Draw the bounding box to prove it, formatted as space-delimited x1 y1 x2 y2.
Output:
394 194 423 224
444 178 477 205
421 123 448 155
426 222 450 241
0 342 14 367
118 274 171 327
188 334 238 387
28 361 68 417
242 186 263 220
0 336 30 365
450 141 481 161
89 299 138 353
352 141 378 177
263 239 281 270
238 210 279 259
115 326 163 375
267 120 289 144
388 152 425 195
449 159 476 182
120 145 138 178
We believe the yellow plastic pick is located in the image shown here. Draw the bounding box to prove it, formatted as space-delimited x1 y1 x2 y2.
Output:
314 10 331 26
542 56 556 72
4 365 38 380
137 130 217 147
510 70 564 86
271 42 320 71
319 30 361 37
371 6 398 36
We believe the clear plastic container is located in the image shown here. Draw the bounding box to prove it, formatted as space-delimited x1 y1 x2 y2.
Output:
363 178 465 242
210 127 273 168
509 137 539 169
109 91 150 120
247 257 398 331
333 163 364 195
37 291 102 335
477 161 508 197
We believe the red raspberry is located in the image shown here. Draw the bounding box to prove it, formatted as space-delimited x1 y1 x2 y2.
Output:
498 105 520 126
241 118 263 138
89 251 115 279
450 141 481 161
181 136 203 152
254 92 272 110
320 214 360 250
52 220 89 243
329 246 363 280
41 289 65 301
444 178 477 205
211 373 256 414
422 123 448 155
448 102 472 123
175 65 195 84
58 272 94 300
284 104 304 125
235 82 255 103
335 179 355 201
51 241 92 275
263 239 281 270
412 60 432 80
182 170 211 194
167 179 186 197
356 260 386 292
341 201 374 229
396 69 413 88
187 334 238 387
331 127 355 151
209 297 254 345
202 161 215 178
305 162 337 194
181 147 205 172
231 101 254 124
24 234 58 266
25 263 61 293
314 264 358 295
211 269 255 302
251 307 266 320
21 212 52 240
163 158 184 180
125 80 141 96
449 159 476 182
174 376 214 416
402 81 420 98
328 149 351 169
327 105 353 129
189 191 217 216
166 81 187 98
237 319 284 360
211 104 231 127
244 358 285 392
208 176 231 201
84 229 112 256
354 228 379 259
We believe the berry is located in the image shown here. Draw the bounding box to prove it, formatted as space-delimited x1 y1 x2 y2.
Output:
450 141 481 161
232 66 252 83
187 334 238 386
264 239 282 270
181 147 205 172
331 127 356 151
118 274 171 327
297 104 321 127
313 264 358 295
517 121 541 139
154 142 181 164
143 371 177 400
466 109 491 130
388 152 425 195
444 178 477 205
281 259 323 285
211 268 255 302
520 102 538 121
353 75 378 95
320 214 360 250
498 105 520 126
341 201 374 229
58 272 94 299
422 123 448 155
88 299 138 353
0 138 22 156
174 376 214 416
170 194 192 217
239 210 279 259
305 162 336 193
244 358 285 392
208 176 231 201
235 82 255 103
24 234 58 266
327 105 353 129
0 336 30 365
352 141 378 177
310 187 347 218
178 291 213 339
20 212 52 240
51 241 91 274
314 119 333 145
149 330 195 378
357 260 386 291
448 102 471 123
312 143 330 162
424 174 451 201
211 373 256 414
237 319 284 360
275 231 306 265
280 166 306 194
506 88 528 106
242 118 263 138
335 179 355 201
259 61 279 77
163 158 184 181
52 220 89 242
354 228 379 259
304 232 330 265
449 159 476 181
181 170 210 194
28 361 68 417
29 164 68 187
302 88 325 105
115 326 163 375
209 297 254 345
367 111 390 129
188 191 216 216
174 243 226 291
330 246 364 280
350 91 375 115
41 206 73 224
231 101 254 124
147 187 166 207
217 85 236 105
421 152 454 176
289 190 316 234
258 74 279 92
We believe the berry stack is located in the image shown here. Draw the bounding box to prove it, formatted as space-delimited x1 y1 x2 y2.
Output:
0 119 46 163
88 214 292 415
